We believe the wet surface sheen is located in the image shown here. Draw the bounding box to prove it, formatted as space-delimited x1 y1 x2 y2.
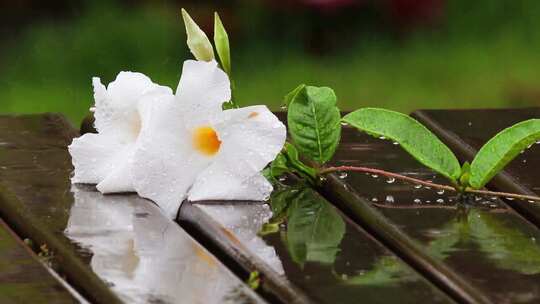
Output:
0 114 264 304
328 126 540 303
186 186 453 304
0 219 77 304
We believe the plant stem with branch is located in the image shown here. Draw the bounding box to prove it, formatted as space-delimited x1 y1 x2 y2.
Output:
319 166 540 202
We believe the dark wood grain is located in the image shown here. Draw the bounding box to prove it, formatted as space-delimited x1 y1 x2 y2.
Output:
0 219 78 304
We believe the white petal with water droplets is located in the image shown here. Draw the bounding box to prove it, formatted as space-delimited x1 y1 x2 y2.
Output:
175 60 231 129
132 93 212 219
188 105 286 201
93 72 172 140
69 133 128 185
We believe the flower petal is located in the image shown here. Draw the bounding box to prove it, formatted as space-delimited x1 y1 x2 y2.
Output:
93 72 172 140
175 60 231 128
69 133 121 184
188 106 286 201
96 147 136 193
131 92 212 219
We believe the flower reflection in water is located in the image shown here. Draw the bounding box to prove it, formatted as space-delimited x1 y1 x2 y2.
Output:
65 185 261 304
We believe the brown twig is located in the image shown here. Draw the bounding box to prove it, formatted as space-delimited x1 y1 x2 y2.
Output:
319 166 540 203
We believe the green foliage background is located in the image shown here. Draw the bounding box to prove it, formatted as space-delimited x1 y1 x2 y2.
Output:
1 0 540 124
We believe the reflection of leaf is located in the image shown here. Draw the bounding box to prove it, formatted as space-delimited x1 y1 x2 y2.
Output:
426 220 466 261
285 189 346 266
344 256 417 286
467 209 540 275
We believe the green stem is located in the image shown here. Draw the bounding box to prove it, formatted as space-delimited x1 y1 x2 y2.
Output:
319 166 540 203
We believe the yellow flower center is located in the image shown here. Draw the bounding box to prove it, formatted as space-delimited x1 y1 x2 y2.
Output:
193 126 221 156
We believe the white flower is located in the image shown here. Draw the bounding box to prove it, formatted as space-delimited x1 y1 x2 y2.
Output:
69 60 286 219
69 72 172 193
131 60 286 218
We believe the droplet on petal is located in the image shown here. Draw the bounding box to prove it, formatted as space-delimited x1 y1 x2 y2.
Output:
193 126 221 156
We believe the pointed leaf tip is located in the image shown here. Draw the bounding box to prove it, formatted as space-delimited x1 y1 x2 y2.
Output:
181 8 214 62
214 12 231 75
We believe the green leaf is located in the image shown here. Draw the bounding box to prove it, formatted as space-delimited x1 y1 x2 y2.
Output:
213 12 231 76
283 84 305 107
181 8 214 61
287 86 341 164
342 108 461 183
286 188 346 266
283 143 317 180
469 119 540 189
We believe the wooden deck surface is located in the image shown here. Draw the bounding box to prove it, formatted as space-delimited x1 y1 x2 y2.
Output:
1 110 540 303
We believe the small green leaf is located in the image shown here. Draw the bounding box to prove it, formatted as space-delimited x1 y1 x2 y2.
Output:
459 162 471 188
286 188 346 266
181 8 214 61
213 12 231 75
469 119 540 189
287 85 341 164
247 271 260 290
342 108 461 183
283 143 317 180
283 84 305 107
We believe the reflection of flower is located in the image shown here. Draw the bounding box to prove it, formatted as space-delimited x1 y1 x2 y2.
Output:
69 60 286 219
65 186 259 304
69 72 171 193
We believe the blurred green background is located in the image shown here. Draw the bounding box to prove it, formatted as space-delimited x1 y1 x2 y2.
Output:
1 0 540 124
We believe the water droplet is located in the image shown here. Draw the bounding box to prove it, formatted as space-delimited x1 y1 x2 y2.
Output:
506 197 515 200
425 200 431 203
371 197 378 202
371 174 379 178
468 121 472 126
523 159 527 163
436 198 444 203
436 189 445 195
338 172 348 179
414 184 422 189
392 141 399 145
386 177 395 184
385 195 395 203
280 105 287 110
379 136 386 140
414 198 421 204
528 200 536 203
532 237 537 242
340 122 349 126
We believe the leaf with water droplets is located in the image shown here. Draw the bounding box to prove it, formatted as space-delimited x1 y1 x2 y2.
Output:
469 119 540 189
342 108 461 183
287 85 341 165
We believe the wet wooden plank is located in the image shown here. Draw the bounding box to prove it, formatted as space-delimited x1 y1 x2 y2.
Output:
178 185 455 304
0 218 79 304
320 125 540 304
0 114 265 304
413 108 540 227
